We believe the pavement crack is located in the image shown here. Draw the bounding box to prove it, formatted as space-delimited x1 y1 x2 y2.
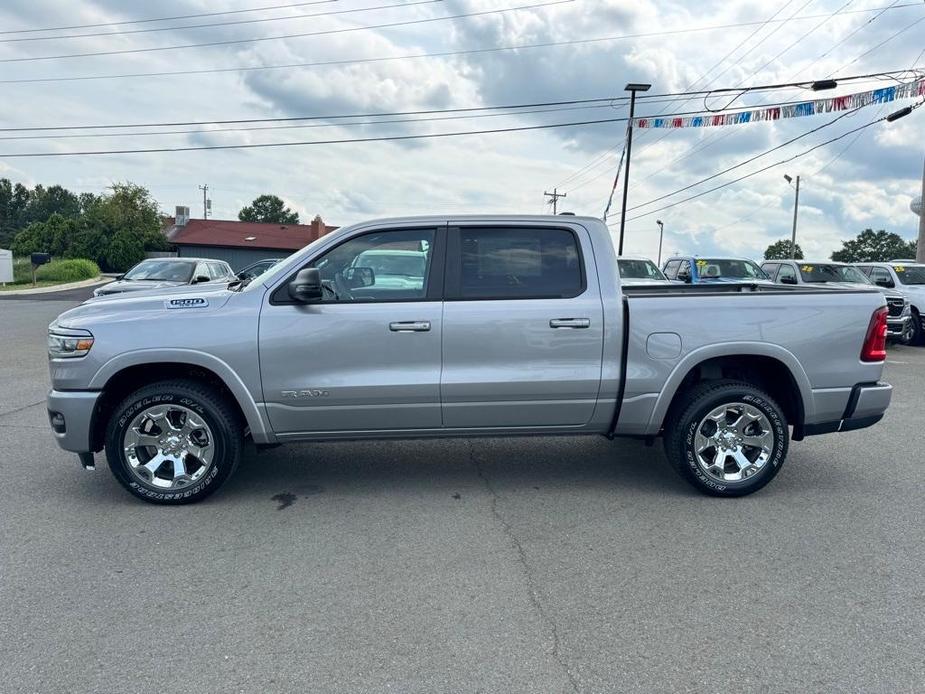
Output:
0 400 44 419
468 441 579 694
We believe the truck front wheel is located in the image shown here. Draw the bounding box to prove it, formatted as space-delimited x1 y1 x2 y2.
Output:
664 380 788 497
104 379 243 504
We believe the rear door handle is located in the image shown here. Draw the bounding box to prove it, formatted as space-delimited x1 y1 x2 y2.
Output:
549 318 590 329
389 321 431 332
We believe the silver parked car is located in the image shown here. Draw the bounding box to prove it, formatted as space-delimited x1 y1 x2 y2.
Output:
93 258 236 297
761 259 913 344
617 256 670 286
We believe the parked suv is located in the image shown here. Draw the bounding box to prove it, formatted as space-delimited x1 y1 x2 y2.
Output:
94 258 236 297
761 260 913 343
855 262 925 344
662 256 772 284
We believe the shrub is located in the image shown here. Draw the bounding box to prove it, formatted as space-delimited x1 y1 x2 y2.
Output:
34 258 100 283
12 257 32 284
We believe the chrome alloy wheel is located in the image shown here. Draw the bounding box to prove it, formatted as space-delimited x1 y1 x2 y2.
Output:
123 404 215 490
693 402 774 483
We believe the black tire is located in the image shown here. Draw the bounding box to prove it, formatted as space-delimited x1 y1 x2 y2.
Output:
663 380 788 497
910 308 924 346
104 379 243 504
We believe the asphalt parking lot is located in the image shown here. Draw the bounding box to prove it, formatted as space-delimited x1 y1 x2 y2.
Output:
1 294 923 694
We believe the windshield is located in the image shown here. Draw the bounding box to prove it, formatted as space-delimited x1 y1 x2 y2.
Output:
355 251 425 277
697 259 769 280
894 265 925 285
618 259 665 280
123 260 194 282
798 264 869 284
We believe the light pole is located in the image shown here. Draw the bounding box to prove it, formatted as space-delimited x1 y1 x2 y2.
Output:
656 219 664 266
617 82 652 256
784 174 800 258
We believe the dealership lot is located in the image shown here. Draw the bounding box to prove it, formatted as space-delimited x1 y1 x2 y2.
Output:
1 296 923 693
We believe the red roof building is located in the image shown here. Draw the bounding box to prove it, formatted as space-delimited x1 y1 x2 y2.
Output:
164 206 337 270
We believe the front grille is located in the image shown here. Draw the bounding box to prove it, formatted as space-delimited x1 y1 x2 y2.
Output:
886 297 904 317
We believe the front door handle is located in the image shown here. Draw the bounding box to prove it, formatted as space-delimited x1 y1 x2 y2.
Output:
389 321 431 332
549 318 590 329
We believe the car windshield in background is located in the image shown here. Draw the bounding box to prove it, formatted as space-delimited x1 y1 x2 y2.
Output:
697 259 768 280
894 265 925 285
618 259 664 280
798 264 869 284
123 260 194 282
358 253 425 277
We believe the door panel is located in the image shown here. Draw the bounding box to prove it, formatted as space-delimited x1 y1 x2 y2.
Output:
259 226 444 434
259 301 443 433
441 224 604 428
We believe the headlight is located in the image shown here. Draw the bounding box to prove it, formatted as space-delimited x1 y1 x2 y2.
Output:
902 300 912 317
48 328 94 358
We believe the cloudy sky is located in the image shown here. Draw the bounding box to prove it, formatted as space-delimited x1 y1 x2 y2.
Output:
0 0 922 261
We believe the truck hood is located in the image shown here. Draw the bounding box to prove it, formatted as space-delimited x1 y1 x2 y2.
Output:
93 278 187 295
55 285 235 331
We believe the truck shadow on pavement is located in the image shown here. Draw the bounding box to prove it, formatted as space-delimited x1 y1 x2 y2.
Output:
217 435 695 505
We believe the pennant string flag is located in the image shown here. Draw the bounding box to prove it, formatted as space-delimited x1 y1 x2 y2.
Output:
632 78 925 128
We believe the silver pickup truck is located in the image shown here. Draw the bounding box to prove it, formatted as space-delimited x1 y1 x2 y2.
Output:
46 215 893 504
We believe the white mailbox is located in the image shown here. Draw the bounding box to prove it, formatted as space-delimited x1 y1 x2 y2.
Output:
0 249 13 284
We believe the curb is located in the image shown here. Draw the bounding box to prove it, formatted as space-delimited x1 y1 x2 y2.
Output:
0 277 111 296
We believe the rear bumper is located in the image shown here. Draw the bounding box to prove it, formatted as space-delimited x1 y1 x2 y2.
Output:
803 381 891 437
46 389 100 454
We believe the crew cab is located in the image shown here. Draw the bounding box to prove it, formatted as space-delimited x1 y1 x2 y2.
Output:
855 262 925 345
761 259 913 343
662 255 773 284
46 216 892 504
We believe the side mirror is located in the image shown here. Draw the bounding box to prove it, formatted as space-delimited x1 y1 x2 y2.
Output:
192 275 210 284
677 272 691 283
780 275 797 285
288 267 323 302
343 266 375 288
874 277 893 288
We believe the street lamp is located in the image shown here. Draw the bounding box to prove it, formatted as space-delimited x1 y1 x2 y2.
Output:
784 174 800 258
656 219 664 266
617 81 652 256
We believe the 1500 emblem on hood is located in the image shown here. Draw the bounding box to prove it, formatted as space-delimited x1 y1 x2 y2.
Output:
165 297 209 309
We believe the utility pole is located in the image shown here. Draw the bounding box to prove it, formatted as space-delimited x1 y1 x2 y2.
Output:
785 174 800 258
656 219 664 266
198 184 210 219
917 153 925 264
618 82 652 256
544 188 566 215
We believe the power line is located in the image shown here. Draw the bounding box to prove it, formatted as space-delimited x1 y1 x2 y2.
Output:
3 73 899 133
1 4 920 84
0 0 574 63
612 102 923 224
0 0 337 35
0 0 443 44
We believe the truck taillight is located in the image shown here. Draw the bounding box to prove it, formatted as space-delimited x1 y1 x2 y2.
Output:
860 306 888 362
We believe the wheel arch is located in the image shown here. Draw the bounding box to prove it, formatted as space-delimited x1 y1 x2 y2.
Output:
649 344 813 439
88 350 275 452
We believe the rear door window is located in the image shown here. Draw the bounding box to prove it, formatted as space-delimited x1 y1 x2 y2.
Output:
450 227 584 300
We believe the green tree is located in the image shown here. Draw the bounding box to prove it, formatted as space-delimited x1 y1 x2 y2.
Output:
104 229 145 272
831 229 917 263
0 178 32 248
238 194 299 224
22 184 80 227
764 239 804 260
10 214 78 258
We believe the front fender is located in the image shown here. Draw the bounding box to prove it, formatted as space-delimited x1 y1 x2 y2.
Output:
90 348 276 444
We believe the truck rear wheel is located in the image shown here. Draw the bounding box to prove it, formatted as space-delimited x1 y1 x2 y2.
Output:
663 380 788 497
104 379 243 504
